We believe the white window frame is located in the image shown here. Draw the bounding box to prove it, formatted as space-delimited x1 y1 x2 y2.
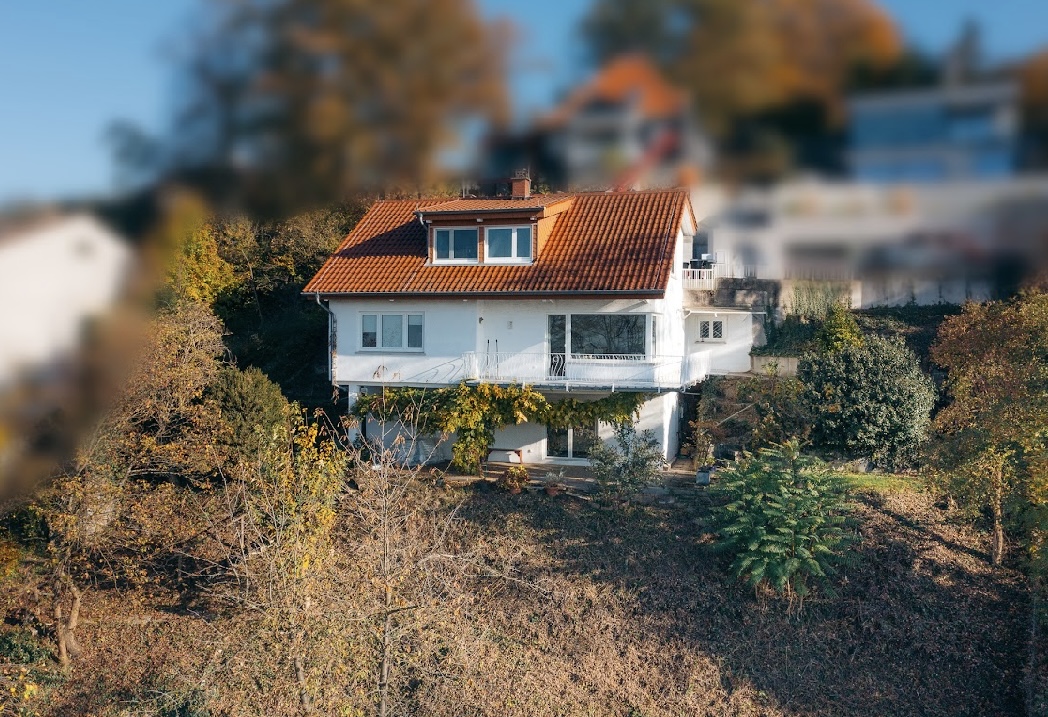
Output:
545 421 600 460
359 312 425 352
483 225 534 264
432 226 480 264
548 313 657 360
696 318 724 343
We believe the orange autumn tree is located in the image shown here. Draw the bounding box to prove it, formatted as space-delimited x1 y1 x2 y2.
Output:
581 0 902 138
929 289 1048 566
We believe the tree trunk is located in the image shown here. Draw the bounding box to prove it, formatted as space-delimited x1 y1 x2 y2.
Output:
54 582 82 667
378 590 391 717
991 493 1005 567
294 653 312 714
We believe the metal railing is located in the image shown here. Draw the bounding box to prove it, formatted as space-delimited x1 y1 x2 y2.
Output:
462 351 711 388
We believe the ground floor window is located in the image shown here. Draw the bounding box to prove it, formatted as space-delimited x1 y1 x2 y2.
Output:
698 319 723 341
546 422 599 458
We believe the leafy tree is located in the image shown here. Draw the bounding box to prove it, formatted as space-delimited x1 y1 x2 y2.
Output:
154 190 238 306
588 424 664 496
710 440 855 603
800 334 935 469
929 290 1048 566
139 0 508 213
580 0 902 151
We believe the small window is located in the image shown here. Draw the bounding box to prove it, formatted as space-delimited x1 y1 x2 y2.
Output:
698 319 723 342
434 228 479 262
361 313 424 351
485 226 532 263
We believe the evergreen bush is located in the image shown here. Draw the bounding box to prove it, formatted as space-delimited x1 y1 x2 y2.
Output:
710 441 855 601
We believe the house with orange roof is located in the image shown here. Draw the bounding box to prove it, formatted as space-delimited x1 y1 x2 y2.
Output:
305 177 760 465
484 54 711 192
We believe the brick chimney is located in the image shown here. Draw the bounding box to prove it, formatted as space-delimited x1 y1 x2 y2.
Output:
511 168 531 199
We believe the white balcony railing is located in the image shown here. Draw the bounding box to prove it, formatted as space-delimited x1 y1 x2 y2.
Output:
683 263 765 289
462 351 711 389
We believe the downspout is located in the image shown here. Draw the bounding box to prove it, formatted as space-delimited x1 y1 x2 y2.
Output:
314 293 337 386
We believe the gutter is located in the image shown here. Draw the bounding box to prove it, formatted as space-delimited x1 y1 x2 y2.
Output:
305 289 667 301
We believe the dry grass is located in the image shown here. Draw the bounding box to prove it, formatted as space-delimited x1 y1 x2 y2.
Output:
4 479 1030 717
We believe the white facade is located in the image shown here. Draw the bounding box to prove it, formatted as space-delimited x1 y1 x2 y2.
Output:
325 208 766 465
0 215 132 389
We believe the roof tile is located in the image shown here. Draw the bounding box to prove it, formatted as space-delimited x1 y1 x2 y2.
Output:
303 189 691 297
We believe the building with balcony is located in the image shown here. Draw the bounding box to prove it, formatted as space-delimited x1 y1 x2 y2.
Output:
846 23 1022 183
304 180 760 465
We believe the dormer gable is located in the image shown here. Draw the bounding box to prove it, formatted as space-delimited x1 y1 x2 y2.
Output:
415 195 574 265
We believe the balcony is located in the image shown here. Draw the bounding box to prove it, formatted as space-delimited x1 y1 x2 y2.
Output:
462 351 710 389
682 262 757 290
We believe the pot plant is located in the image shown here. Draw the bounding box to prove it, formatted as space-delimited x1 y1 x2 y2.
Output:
499 464 530 494
542 468 566 496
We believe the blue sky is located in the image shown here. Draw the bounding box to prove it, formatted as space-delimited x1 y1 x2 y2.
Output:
1 0 1046 203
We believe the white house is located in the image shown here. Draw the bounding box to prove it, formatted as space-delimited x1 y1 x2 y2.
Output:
0 213 132 390
686 176 1048 309
305 180 762 465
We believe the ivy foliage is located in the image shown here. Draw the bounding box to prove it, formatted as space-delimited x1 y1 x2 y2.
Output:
710 440 855 601
351 384 651 474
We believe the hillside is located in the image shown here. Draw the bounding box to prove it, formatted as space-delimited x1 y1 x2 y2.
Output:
4 476 1028 716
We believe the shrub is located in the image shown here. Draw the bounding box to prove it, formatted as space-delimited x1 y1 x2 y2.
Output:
737 371 812 449
800 334 935 469
498 464 530 492
589 424 664 496
207 365 289 459
0 629 50 664
710 441 855 601
816 303 863 354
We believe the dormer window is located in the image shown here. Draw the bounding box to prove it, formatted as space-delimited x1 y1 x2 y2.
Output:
485 226 533 264
434 228 479 263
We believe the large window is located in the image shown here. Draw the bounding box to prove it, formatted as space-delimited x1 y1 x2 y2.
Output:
568 314 646 357
360 313 424 351
547 422 598 459
485 226 532 263
434 228 479 262
548 314 652 360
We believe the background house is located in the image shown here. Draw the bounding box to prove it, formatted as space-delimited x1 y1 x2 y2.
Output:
0 213 132 390
484 55 712 192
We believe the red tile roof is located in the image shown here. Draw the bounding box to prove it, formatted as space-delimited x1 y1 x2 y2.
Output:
303 189 693 298
541 54 688 129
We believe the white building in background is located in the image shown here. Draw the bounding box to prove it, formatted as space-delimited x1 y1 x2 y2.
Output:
687 176 1048 309
0 213 132 390
305 180 763 465
847 22 1022 183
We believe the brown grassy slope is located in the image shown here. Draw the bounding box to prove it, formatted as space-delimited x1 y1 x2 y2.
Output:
20 483 1029 717
429 485 1028 716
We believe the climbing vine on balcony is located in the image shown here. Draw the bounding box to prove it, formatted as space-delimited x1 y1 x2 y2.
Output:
351 384 651 475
